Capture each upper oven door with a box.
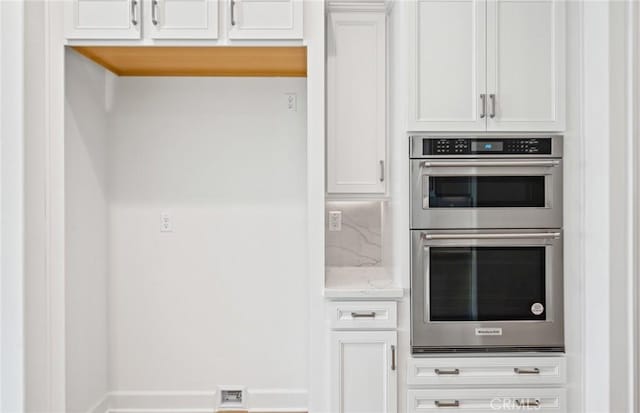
[411,229,564,352]
[410,159,562,229]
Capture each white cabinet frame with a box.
[65,0,142,39]
[327,8,387,194]
[227,0,304,39]
[147,0,219,39]
[331,331,398,413]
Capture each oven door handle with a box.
[422,232,561,241]
[420,160,560,168]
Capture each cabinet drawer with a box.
[329,301,397,330]
[408,388,566,412]
[408,356,566,386]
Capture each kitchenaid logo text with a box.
[475,327,503,336]
[490,398,541,410]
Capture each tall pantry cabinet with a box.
[408,0,566,132]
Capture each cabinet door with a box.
[409,0,486,131]
[331,331,397,413]
[148,0,218,39]
[65,0,142,39]
[227,0,303,39]
[327,11,386,194]
[486,0,566,131]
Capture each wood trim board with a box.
[71,46,307,77]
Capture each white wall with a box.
[0,1,24,412]
[65,49,110,413]
[107,77,308,393]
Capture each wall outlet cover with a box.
[217,386,247,410]
[328,210,342,231]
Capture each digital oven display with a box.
[471,141,504,152]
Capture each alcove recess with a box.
[72,46,307,77]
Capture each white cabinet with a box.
[331,331,398,413]
[227,0,304,39]
[407,388,567,413]
[147,0,218,39]
[409,0,565,132]
[327,8,387,194]
[65,0,303,40]
[486,0,565,131]
[408,0,486,131]
[329,301,397,330]
[65,0,142,39]
[407,356,566,387]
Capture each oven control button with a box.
[531,302,544,315]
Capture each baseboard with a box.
[87,389,307,413]
[87,395,110,413]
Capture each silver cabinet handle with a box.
[514,367,541,375]
[391,345,396,371]
[480,94,486,118]
[435,368,460,375]
[422,232,561,241]
[131,0,138,25]
[379,160,385,182]
[152,0,159,25]
[489,93,496,118]
[435,400,460,408]
[351,311,376,318]
[421,160,560,168]
[230,0,236,26]
[516,399,541,408]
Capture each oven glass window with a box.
[428,176,545,208]
[429,247,546,321]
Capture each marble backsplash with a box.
[325,201,383,267]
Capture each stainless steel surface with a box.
[131,0,138,25]
[151,0,159,25]
[422,232,561,241]
[516,399,541,408]
[411,229,564,353]
[489,93,496,118]
[409,134,563,159]
[480,94,486,118]
[411,157,563,229]
[514,367,541,374]
[391,345,396,371]
[379,160,385,182]
[435,400,460,408]
[420,160,560,168]
[230,0,236,25]
[435,368,460,375]
[351,311,376,318]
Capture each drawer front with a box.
[408,388,567,412]
[329,301,397,330]
[408,356,566,386]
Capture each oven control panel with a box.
[422,137,553,156]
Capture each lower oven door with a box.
[411,229,564,353]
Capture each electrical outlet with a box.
[328,210,342,231]
[160,212,172,232]
[285,93,297,111]
[217,386,246,410]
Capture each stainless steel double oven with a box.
[410,135,564,353]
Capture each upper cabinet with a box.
[65,0,303,40]
[409,0,566,132]
[486,0,565,131]
[147,0,218,39]
[326,5,387,194]
[228,0,304,39]
[65,0,142,39]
